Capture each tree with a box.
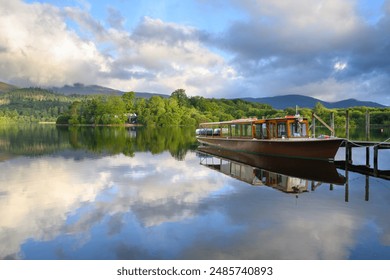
[313,102,327,115]
[159,98,182,126]
[122,91,136,112]
[171,89,189,108]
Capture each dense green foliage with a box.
[309,102,390,128]
[59,88,389,128]
[0,88,78,123]
[57,89,282,126]
[1,87,389,130]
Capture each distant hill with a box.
[2,81,386,109]
[0,82,18,93]
[48,83,169,99]
[241,94,387,109]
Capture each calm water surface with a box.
[0,125,389,260]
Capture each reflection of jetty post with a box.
[338,140,390,181]
[338,107,389,201]
[345,157,349,203]
[342,110,389,176]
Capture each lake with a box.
[0,124,389,260]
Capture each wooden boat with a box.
[196,115,344,161]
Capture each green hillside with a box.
[0,87,80,123]
[0,82,18,93]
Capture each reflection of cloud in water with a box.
[182,208,359,259]
[1,151,390,259]
[0,152,224,259]
[0,157,111,259]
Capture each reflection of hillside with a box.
[0,125,197,159]
[0,125,71,156]
[198,146,346,193]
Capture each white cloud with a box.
[0,1,233,97]
[0,0,389,103]
[334,61,348,71]
[0,0,109,87]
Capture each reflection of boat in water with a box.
[196,116,344,161]
[197,146,346,193]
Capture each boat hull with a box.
[197,136,344,161]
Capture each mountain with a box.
[48,83,169,99]
[0,82,18,93]
[2,81,386,109]
[241,94,387,109]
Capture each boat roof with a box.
[199,116,307,126]
[200,118,258,126]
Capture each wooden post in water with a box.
[365,111,370,141]
[345,176,349,203]
[345,152,349,202]
[345,109,349,139]
[374,146,379,176]
[365,175,369,201]
[365,111,370,167]
[345,141,352,164]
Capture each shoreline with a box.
[54,123,143,127]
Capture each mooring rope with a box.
[346,137,390,148]
[374,137,390,146]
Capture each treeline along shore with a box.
[1,87,389,130]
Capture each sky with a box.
[0,0,389,104]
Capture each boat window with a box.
[289,121,308,137]
[277,122,287,138]
[268,123,276,138]
[301,123,307,136]
[255,124,262,139]
[219,125,229,136]
[262,123,268,138]
[231,124,241,137]
[289,122,299,137]
[242,124,252,137]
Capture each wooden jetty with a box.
[336,140,390,180]
[311,110,389,180]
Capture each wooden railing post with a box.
[311,113,316,138]
[331,112,335,137]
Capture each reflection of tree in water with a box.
[0,125,197,159]
[134,126,197,160]
[0,124,71,156]
[68,126,136,157]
